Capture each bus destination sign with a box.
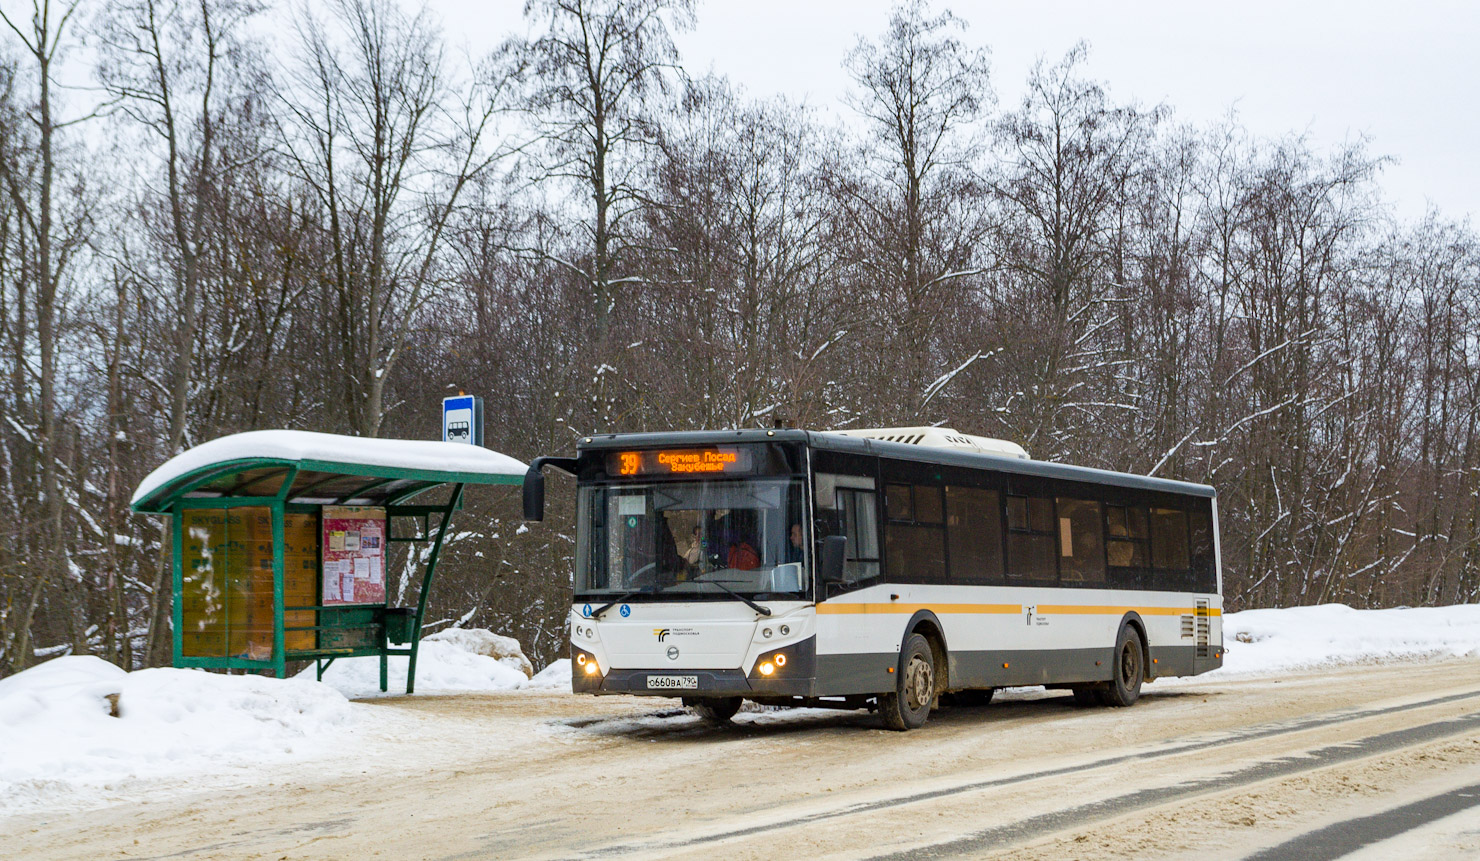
[607,447,752,477]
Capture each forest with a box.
[1,0,1477,677]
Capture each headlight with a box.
[748,637,813,682]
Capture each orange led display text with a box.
[606,448,751,477]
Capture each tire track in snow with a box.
[872,711,1480,859]
[562,687,1480,859]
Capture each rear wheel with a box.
[1100,627,1145,707]
[687,696,742,724]
[880,633,936,731]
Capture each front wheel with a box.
[879,633,936,731]
[687,696,742,724]
[1099,627,1145,707]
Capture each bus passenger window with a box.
[883,484,946,583]
[1189,505,1216,593]
[1105,504,1149,589]
[914,486,944,524]
[885,484,913,522]
[835,488,881,583]
[1007,495,1057,582]
[1056,498,1105,585]
[947,486,1003,584]
[1151,507,1191,581]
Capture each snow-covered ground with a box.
[0,627,546,813]
[307,627,535,698]
[0,656,355,813]
[2,605,1478,816]
[1212,603,1480,677]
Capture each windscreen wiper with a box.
[702,579,773,617]
[588,584,662,619]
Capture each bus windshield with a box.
[576,478,809,599]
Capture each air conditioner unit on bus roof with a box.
[829,427,1029,460]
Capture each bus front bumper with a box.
[573,636,816,697]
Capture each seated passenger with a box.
[784,523,805,564]
[682,525,703,578]
[727,537,760,571]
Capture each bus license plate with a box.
[647,675,698,690]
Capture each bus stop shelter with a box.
[131,430,526,693]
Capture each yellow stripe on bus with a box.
[1038,605,1222,617]
[816,603,1021,615]
[816,603,1221,617]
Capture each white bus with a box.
[524,426,1222,730]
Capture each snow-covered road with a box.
[3,605,1480,859]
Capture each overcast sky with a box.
[438,1,1478,222]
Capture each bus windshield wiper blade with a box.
[702,579,773,616]
[589,584,661,619]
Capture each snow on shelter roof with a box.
[131,430,527,513]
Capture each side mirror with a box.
[820,535,847,583]
[522,466,545,521]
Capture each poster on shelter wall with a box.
[321,506,386,605]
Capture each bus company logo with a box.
[667,646,680,660]
[653,627,699,642]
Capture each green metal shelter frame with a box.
[132,437,525,693]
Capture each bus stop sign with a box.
[443,395,483,445]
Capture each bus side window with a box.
[832,488,881,586]
[1105,504,1148,590]
[884,484,946,583]
[1007,495,1057,582]
[1189,504,1216,593]
[1151,507,1191,590]
[946,486,1003,584]
[1056,498,1105,585]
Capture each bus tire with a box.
[1100,627,1144,707]
[689,696,742,724]
[880,633,936,731]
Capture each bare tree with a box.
[522,0,693,345]
[279,0,516,437]
[96,0,261,665]
[0,0,92,673]
[990,44,1157,459]
[842,0,992,417]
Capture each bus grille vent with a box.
[1180,615,1194,639]
[1195,600,1211,658]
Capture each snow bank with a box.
[523,659,573,690]
[0,629,550,813]
[0,656,353,813]
[1213,603,1480,678]
[301,629,536,698]
[424,627,534,677]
